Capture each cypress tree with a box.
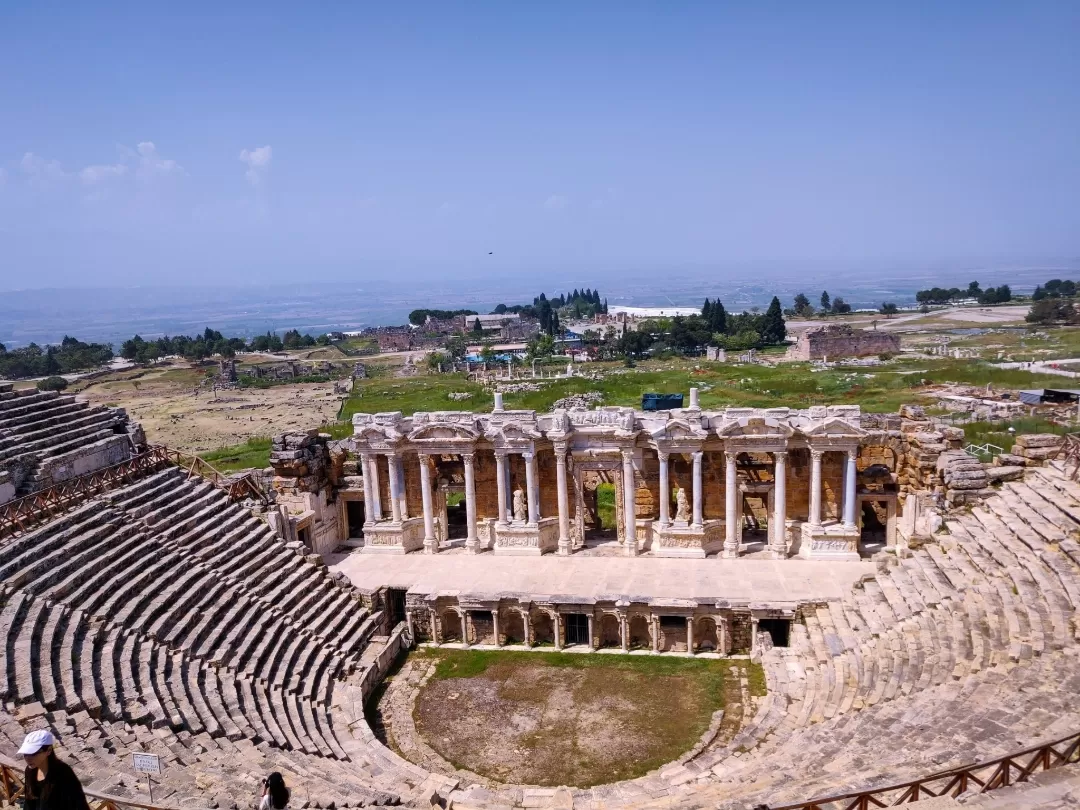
[712,301,727,335]
[763,296,786,344]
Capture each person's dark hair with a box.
[265,772,289,808]
[23,749,57,802]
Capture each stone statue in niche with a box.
[674,487,691,524]
[513,488,528,522]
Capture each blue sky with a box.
[1,2,1077,289]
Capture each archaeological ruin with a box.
[788,323,901,361]
[0,380,1079,808]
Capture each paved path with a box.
[330,552,875,606]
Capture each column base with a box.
[557,538,572,556]
[721,543,740,559]
[423,537,439,554]
[464,538,482,554]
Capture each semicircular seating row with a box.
[432,465,1080,810]
[3,454,1080,809]
[0,466,451,807]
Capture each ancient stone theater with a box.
[1,381,1079,809]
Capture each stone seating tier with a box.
[2,462,1080,809]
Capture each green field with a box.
[202,354,1078,471]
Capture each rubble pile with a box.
[552,391,604,411]
[935,449,990,505]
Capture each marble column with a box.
[555,444,571,555]
[687,616,695,655]
[651,616,660,653]
[843,448,858,528]
[494,451,509,525]
[432,613,442,644]
[620,615,629,652]
[460,612,469,647]
[523,611,532,647]
[587,614,595,649]
[360,453,376,527]
[723,451,739,558]
[492,609,500,646]
[554,613,562,650]
[524,451,540,523]
[419,454,438,554]
[809,448,823,527]
[463,452,479,552]
[771,450,788,557]
[367,454,383,521]
[658,451,670,527]
[751,616,760,655]
[386,453,402,523]
[396,456,409,519]
[691,450,703,527]
[718,616,728,656]
[622,450,638,557]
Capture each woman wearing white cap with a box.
[18,729,90,810]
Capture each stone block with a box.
[1014,433,1064,449]
[986,466,1024,483]
[994,453,1026,467]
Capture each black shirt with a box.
[23,756,90,810]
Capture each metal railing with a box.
[964,441,1004,458]
[0,445,268,540]
[769,729,1080,810]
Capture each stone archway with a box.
[628,615,650,649]
[440,610,462,642]
[694,617,719,652]
[598,614,621,648]
[532,611,555,645]
[503,610,526,644]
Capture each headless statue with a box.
[513,487,528,522]
[674,486,691,524]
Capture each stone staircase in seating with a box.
[0,466,444,807]
[0,384,134,497]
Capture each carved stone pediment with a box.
[715,416,794,439]
[567,407,637,436]
[803,417,866,441]
[408,423,480,442]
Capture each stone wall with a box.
[269,431,344,556]
[789,324,900,361]
[33,433,132,491]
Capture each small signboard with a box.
[132,752,161,775]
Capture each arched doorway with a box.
[598,614,621,648]
[628,615,650,650]
[440,610,462,642]
[694,617,719,652]
[532,612,554,645]
[503,610,526,644]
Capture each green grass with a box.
[595,483,616,529]
[201,437,273,472]
[961,417,1069,459]
[338,357,1078,418]
[413,648,764,786]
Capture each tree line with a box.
[915,281,1012,305]
[0,336,114,380]
[789,291,852,317]
[120,328,330,363]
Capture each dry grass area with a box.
[72,364,343,454]
[413,649,758,787]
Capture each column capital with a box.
[657,449,669,462]
[847,447,858,460]
[462,451,475,464]
[621,447,635,462]
[522,450,535,461]
[773,449,788,461]
[691,450,703,462]
[809,447,824,461]
[552,441,569,457]
[493,447,509,458]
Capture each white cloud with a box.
[239,145,272,186]
[543,194,568,211]
[125,141,182,179]
[79,163,128,185]
[20,152,66,180]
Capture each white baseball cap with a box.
[18,729,55,755]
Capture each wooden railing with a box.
[0,757,181,809]
[1060,433,1080,481]
[769,729,1080,809]
[0,444,268,540]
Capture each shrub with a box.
[36,376,69,391]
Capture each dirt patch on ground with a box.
[75,365,342,453]
[413,656,727,787]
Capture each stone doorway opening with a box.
[503,611,526,644]
[659,616,687,652]
[297,525,311,550]
[532,612,555,645]
[694,617,719,652]
[758,618,791,647]
[739,490,771,554]
[580,471,618,549]
[440,610,462,642]
[860,500,888,556]
[628,615,650,649]
[386,588,406,626]
[565,613,589,646]
[443,489,468,546]
[598,614,621,648]
[346,500,366,539]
